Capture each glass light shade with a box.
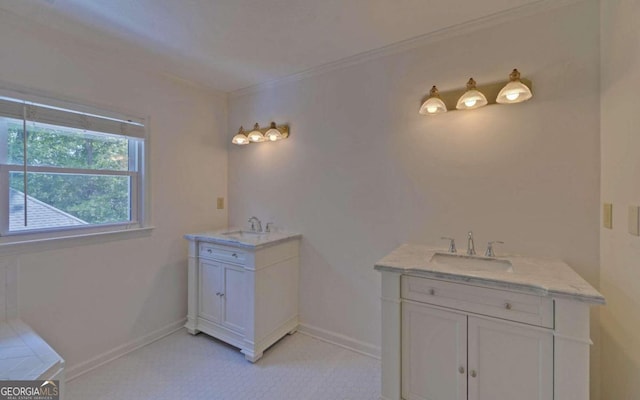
[456,78,487,110]
[264,122,283,141]
[232,126,249,145]
[419,86,447,115]
[496,69,532,104]
[247,123,265,142]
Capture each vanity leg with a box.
[242,350,264,363]
[186,326,200,335]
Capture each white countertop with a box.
[184,228,301,249]
[374,244,605,304]
[0,319,64,380]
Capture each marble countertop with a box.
[0,319,64,380]
[185,228,301,249]
[375,244,605,304]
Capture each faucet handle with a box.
[441,237,457,254]
[265,222,274,233]
[467,231,476,256]
[485,241,504,257]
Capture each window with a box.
[0,93,146,240]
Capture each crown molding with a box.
[230,0,586,99]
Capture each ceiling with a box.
[0,0,545,92]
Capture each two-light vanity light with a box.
[232,122,290,145]
[419,68,533,115]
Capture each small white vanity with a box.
[184,228,301,362]
[0,259,65,394]
[375,244,604,400]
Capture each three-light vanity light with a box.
[232,122,290,146]
[419,68,533,115]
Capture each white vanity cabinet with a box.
[198,259,246,334]
[401,276,553,400]
[466,315,552,400]
[185,233,300,362]
[401,303,468,400]
[375,244,605,400]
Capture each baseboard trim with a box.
[66,318,186,382]
[297,323,381,360]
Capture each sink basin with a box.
[221,230,267,239]
[430,252,514,273]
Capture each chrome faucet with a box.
[467,231,476,256]
[485,241,504,257]
[441,237,457,253]
[248,216,262,232]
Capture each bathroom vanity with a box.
[184,229,301,362]
[375,245,604,400]
[0,259,65,394]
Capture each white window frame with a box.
[0,88,149,244]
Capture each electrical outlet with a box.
[217,197,224,210]
[603,203,613,229]
[629,205,640,236]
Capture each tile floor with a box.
[66,329,381,400]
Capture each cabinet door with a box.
[402,302,467,400]
[199,260,222,323]
[467,316,553,400]
[220,264,246,334]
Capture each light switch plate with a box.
[603,203,613,229]
[217,197,225,210]
[629,205,640,236]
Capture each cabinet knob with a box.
[232,253,238,258]
[207,249,212,253]
[220,293,225,297]
[215,292,220,296]
[470,370,477,378]
[458,366,465,374]
[429,289,435,295]
[505,303,512,310]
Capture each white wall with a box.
[0,11,228,374]
[229,0,602,395]
[600,1,640,398]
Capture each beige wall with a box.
[600,0,640,398]
[0,11,228,373]
[0,1,613,395]
[229,0,602,396]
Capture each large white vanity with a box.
[184,228,300,362]
[375,244,604,400]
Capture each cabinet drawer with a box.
[402,276,553,328]
[199,243,247,265]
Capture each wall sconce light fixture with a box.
[247,123,266,142]
[265,122,285,141]
[420,68,533,115]
[232,126,249,145]
[456,78,488,110]
[496,69,533,104]
[419,86,448,115]
[232,122,290,145]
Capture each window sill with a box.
[0,226,155,256]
